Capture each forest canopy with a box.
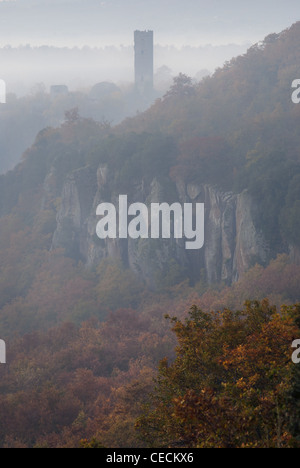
[0,22,300,448]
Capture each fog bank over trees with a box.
[0,41,250,174]
[1,43,250,96]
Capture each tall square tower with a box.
[134,30,154,95]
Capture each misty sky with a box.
[0,0,299,47]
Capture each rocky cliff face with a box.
[51,164,269,289]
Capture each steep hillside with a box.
[0,23,299,334]
[1,23,300,448]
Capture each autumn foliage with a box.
[136,301,300,448]
[0,23,300,448]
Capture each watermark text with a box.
[96,195,205,250]
[292,339,300,364]
[0,340,6,364]
[0,79,6,104]
[291,79,300,104]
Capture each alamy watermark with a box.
[291,83,300,362]
[292,340,300,364]
[96,195,205,250]
[291,79,300,104]
[0,79,6,104]
[0,340,6,364]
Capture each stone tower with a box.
[134,30,154,95]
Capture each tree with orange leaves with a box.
[136,300,300,448]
